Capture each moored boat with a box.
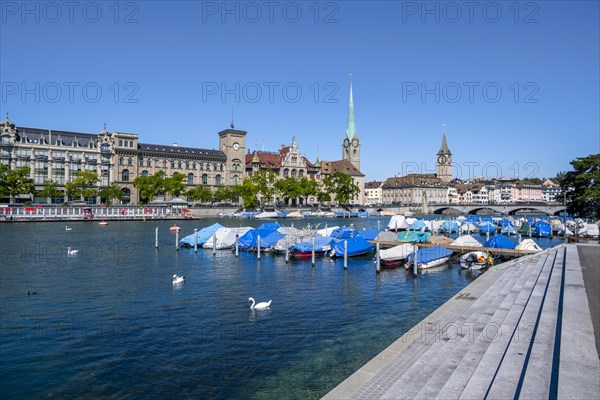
[459,251,492,270]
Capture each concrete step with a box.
[453,249,555,399]
[433,251,552,399]
[518,246,564,399]
[380,258,530,399]
[484,249,559,399]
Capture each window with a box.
[220,164,223,171]
[215,175,221,186]
[192,163,196,170]
[200,163,204,170]
[178,161,182,169]
[213,164,217,171]
[129,141,133,147]
[122,169,130,181]
[202,174,208,185]
[186,162,190,169]
[187,173,194,185]
[163,160,167,168]
[283,168,289,178]
[291,169,297,177]
[128,157,133,166]
[101,143,110,152]
[147,160,151,167]
[299,170,304,177]
[171,161,175,168]
[124,141,128,147]
[233,175,238,185]
[139,157,144,166]
[119,140,123,146]
[142,170,148,177]
[119,157,124,165]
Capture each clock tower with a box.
[219,123,247,185]
[342,75,360,171]
[436,131,452,183]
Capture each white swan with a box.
[172,274,185,284]
[248,297,271,310]
[65,226,72,231]
[67,247,78,255]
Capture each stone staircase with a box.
[324,244,600,399]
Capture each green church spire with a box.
[346,75,357,141]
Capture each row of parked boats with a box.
[386,215,600,238]
[217,210,370,219]
[177,214,573,271]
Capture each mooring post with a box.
[176,229,179,252]
[377,220,380,231]
[155,227,159,249]
[413,243,418,275]
[486,229,490,242]
[257,235,261,260]
[235,234,239,257]
[193,229,198,253]
[311,237,316,266]
[350,223,354,238]
[344,240,348,269]
[376,242,381,273]
[212,234,216,255]
[285,246,289,263]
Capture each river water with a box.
[0,217,564,399]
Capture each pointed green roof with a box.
[437,133,451,155]
[346,80,357,141]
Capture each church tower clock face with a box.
[438,155,446,164]
[352,138,358,147]
[232,142,239,151]
[343,138,350,148]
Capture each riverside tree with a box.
[0,165,35,203]
[99,183,124,206]
[133,171,166,203]
[188,184,213,204]
[65,171,99,202]
[558,153,600,219]
[38,179,63,203]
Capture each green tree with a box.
[133,171,166,203]
[99,183,123,206]
[238,178,259,208]
[325,172,360,205]
[188,185,213,203]
[299,177,319,205]
[274,177,302,205]
[65,170,98,201]
[0,165,35,203]
[249,170,277,205]
[38,179,63,203]
[558,154,600,219]
[165,172,186,198]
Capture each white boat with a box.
[379,244,413,268]
[450,235,483,248]
[387,215,408,231]
[202,227,252,249]
[459,251,491,270]
[254,211,279,219]
[515,239,543,252]
[406,246,453,269]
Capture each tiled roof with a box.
[365,181,383,189]
[16,126,96,147]
[245,151,282,169]
[383,174,445,187]
[320,160,365,177]
[138,143,225,158]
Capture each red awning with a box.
[25,207,35,211]
[182,209,191,213]
[144,209,153,213]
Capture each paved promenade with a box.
[324,244,600,399]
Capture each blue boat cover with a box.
[356,229,380,240]
[238,228,279,249]
[397,231,431,243]
[291,236,335,253]
[180,222,224,246]
[484,235,515,249]
[440,220,459,232]
[501,225,517,235]
[332,237,374,257]
[258,222,281,230]
[533,221,552,237]
[408,220,426,231]
[496,218,513,227]
[258,231,287,248]
[331,227,364,239]
[407,246,453,265]
[479,221,496,234]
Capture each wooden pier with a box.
[324,244,600,399]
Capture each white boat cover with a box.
[387,215,408,230]
[380,244,414,261]
[375,231,398,242]
[577,223,599,238]
[459,222,478,233]
[317,226,340,236]
[515,239,542,252]
[285,211,304,218]
[451,235,483,247]
[254,211,279,219]
[202,227,253,249]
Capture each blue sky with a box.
[1,1,598,181]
